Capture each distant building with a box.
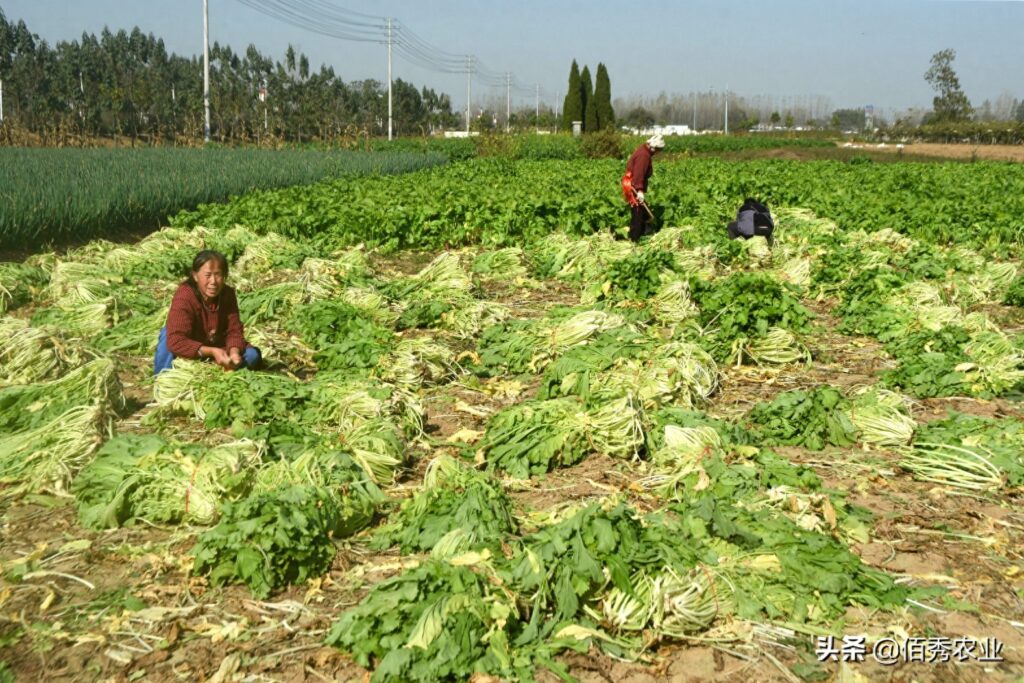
[621,124,695,136]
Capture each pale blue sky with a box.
[3,0,1022,119]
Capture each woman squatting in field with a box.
[153,250,262,375]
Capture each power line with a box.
[236,0,387,43]
[231,0,553,121]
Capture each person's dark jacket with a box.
[626,143,654,192]
[728,198,774,240]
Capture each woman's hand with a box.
[228,348,243,369]
[204,346,234,369]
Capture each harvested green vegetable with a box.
[748,386,857,451]
[373,456,516,553]
[193,484,354,599]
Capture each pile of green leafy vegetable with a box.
[372,457,517,553]
[881,326,973,398]
[585,248,679,302]
[747,386,857,451]
[286,301,394,372]
[73,433,261,529]
[538,329,653,401]
[325,557,522,682]
[688,272,811,362]
[192,483,368,599]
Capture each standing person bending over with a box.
[622,133,666,241]
[153,250,262,375]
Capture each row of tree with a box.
[561,61,614,132]
[0,9,461,144]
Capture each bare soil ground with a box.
[710,142,1024,165]
[3,256,1024,682]
[866,143,1024,164]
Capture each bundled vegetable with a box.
[240,281,306,325]
[736,327,811,367]
[635,424,723,501]
[591,566,718,638]
[303,373,424,437]
[0,404,108,496]
[471,247,528,280]
[93,307,169,354]
[899,412,1024,490]
[962,330,1024,396]
[585,346,718,412]
[539,329,654,401]
[252,448,384,521]
[650,280,699,325]
[45,261,123,305]
[386,251,473,301]
[480,398,591,478]
[376,337,458,390]
[336,417,408,485]
[31,300,115,338]
[530,231,631,281]
[372,455,516,553]
[325,557,520,683]
[439,299,511,339]
[287,300,394,372]
[689,272,811,364]
[844,387,916,446]
[748,386,857,451]
[73,434,264,529]
[949,262,1018,306]
[899,442,1004,492]
[0,357,124,437]
[480,394,644,478]
[777,256,811,287]
[0,261,49,313]
[232,231,311,280]
[153,358,307,430]
[583,248,678,303]
[524,310,631,373]
[336,286,400,327]
[151,358,219,420]
[192,483,364,599]
[0,317,84,385]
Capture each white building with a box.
[622,124,695,136]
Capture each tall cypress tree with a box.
[562,60,582,131]
[594,63,615,130]
[581,65,596,132]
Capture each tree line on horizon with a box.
[611,49,1024,135]
[2,8,1022,147]
[0,9,464,144]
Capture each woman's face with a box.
[193,259,226,302]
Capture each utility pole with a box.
[535,84,540,133]
[465,55,473,134]
[386,17,393,140]
[724,84,729,135]
[505,73,511,133]
[692,93,696,132]
[203,0,211,143]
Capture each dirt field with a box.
[848,142,1024,163]
[3,249,1024,683]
